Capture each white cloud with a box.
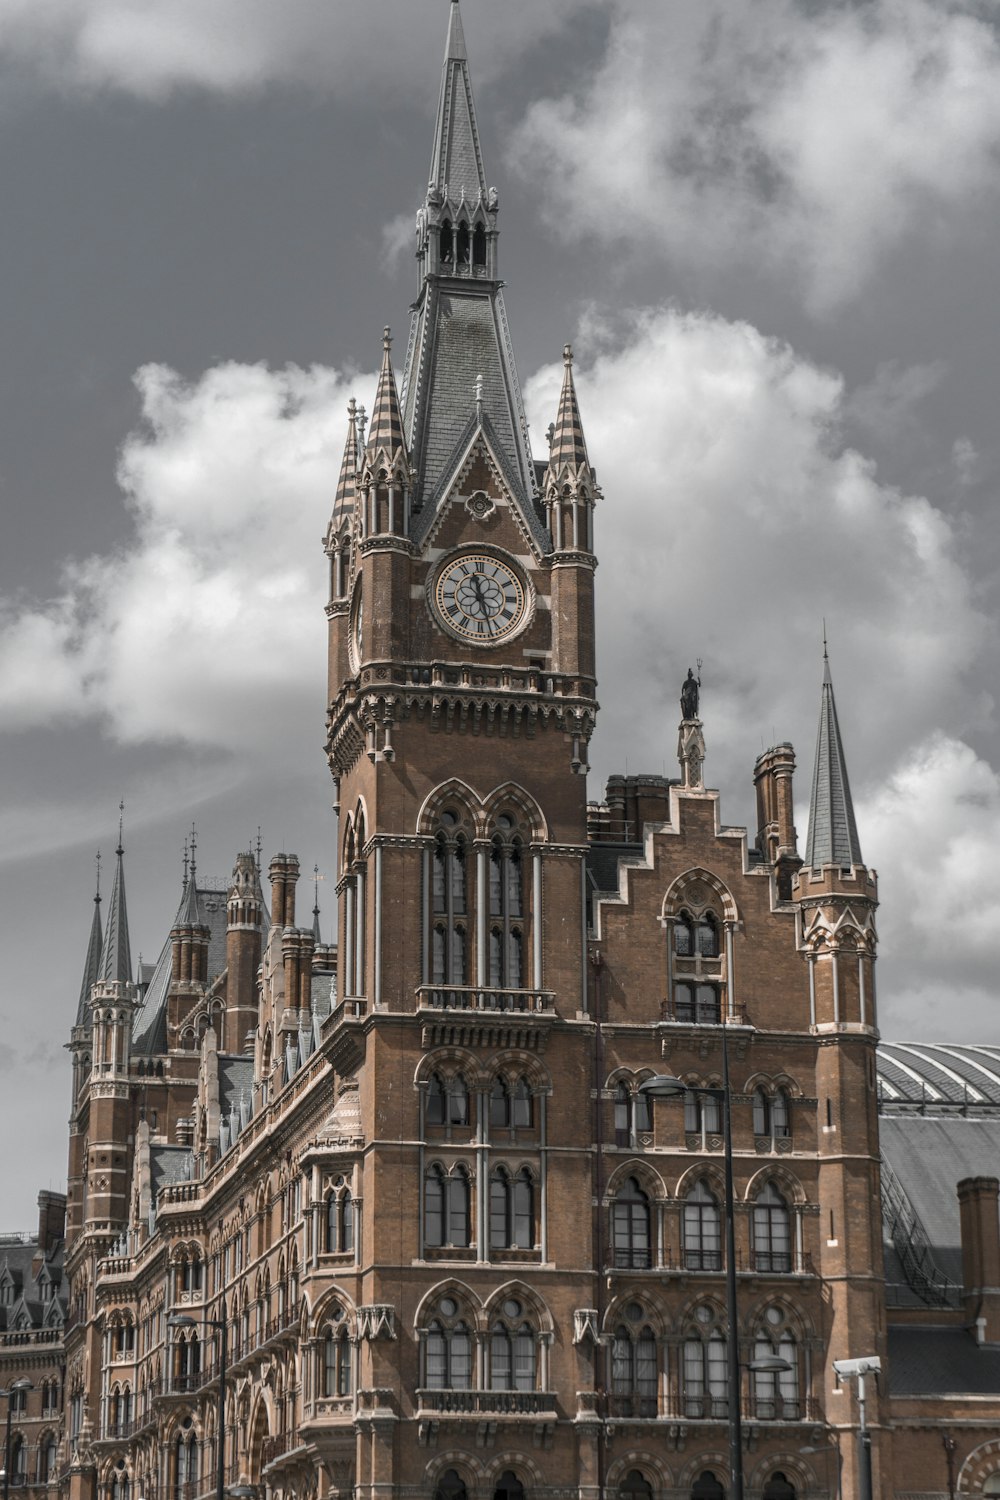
[509,0,1000,314]
[860,734,1000,1034]
[0,0,583,100]
[0,360,365,754]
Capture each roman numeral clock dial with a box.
[430,550,530,645]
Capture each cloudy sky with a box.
[1,0,998,1223]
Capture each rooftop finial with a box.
[117,799,125,857]
[256,826,263,870]
[312,863,324,943]
[189,823,198,880]
[95,849,102,903]
[383,325,392,355]
[563,343,573,367]
[474,372,484,413]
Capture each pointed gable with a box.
[805,651,864,868]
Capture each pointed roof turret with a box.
[99,814,132,987]
[429,0,485,203]
[328,398,359,537]
[544,344,595,478]
[75,856,104,1024]
[804,648,864,868]
[365,329,408,472]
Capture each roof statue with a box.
[680,665,701,722]
[804,643,864,868]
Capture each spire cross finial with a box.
[256,826,263,869]
[822,618,829,659]
[189,823,198,878]
[95,850,102,903]
[182,838,189,888]
[117,799,125,856]
[313,863,324,921]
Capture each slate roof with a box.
[0,1239,66,1332]
[150,1144,193,1196]
[429,0,486,204]
[804,653,863,868]
[99,843,132,986]
[366,330,408,468]
[888,1325,1000,1395]
[76,889,103,1025]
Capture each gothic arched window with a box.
[619,1473,653,1500]
[440,220,454,264]
[752,1327,799,1419]
[489,1318,536,1391]
[683,1179,722,1271]
[762,1475,797,1500]
[752,1182,793,1272]
[684,1088,721,1136]
[610,1309,658,1417]
[489,820,525,989]
[434,1471,468,1500]
[674,910,694,956]
[611,1177,651,1269]
[432,825,468,986]
[473,223,487,268]
[691,1474,725,1500]
[683,1328,728,1419]
[424,1165,471,1249]
[489,1167,534,1250]
[323,1321,352,1398]
[753,1088,792,1141]
[426,1072,469,1129]
[424,1318,473,1390]
[696,912,719,957]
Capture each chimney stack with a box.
[958,1177,1000,1341]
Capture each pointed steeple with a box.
[178,830,205,927]
[429,1,485,203]
[312,864,322,944]
[99,811,132,987]
[547,345,591,473]
[329,398,359,538]
[75,856,104,1025]
[365,329,408,471]
[403,2,535,520]
[804,647,864,868]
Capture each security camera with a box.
[833,1356,881,1377]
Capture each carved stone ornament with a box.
[573,1308,600,1345]
[678,718,706,789]
[357,1303,396,1341]
[465,490,496,521]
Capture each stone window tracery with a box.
[682,1308,728,1419]
[610,1303,658,1417]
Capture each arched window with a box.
[9,1437,26,1486]
[431,828,468,985]
[424,1165,471,1249]
[619,1473,654,1500]
[753,1183,793,1272]
[683,1329,728,1419]
[440,221,454,265]
[323,1323,352,1398]
[762,1475,797,1500]
[674,911,694,956]
[424,1319,473,1390]
[489,822,525,989]
[489,1168,534,1250]
[696,912,719,957]
[615,1080,652,1144]
[753,1088,792,1141]
[434,1471,468,1500]
[43,1437,58,1481]
[426,1073,469,1128]
[493,1474,525,1500]
[174,1428,197,1499]
[610,1310,658,1417]
[325,1194,338,1252]
[111,1467,130,1500]
[691,1474,725,1500]
[752,1326,799,1419]
[675,982,720,1025]
[684,1088,721,1136]
[611,1177,651,1269]
[683,1179,722,1271]
[489,1318,536,1391]
[340,1190,354,1254]
[473,223,487,268]
[457,221,470,264]
[491,1075,533,1129]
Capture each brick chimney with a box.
[957,1177,1000,1341]
[37,1191,66,1255]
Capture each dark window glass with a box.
[683,1179,721,1271]
[674,912,693,956]
[752,1183,792,1272]
[512,1077,532,1129]
[697,913,719,957]
[611,1177,651,1268]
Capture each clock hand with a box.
[471,573,490,618]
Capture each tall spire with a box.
[329,398,359,535]
[99,806,133,986]
[545,345,592,475]
[403,1,535,521]
[178,823,205,926]
[804,647,864,868]
[366,329,408,470]
[75,853,104,1024]
[429,0,485,203]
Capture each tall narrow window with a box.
[683,1179,722,1270]
[696,912,719,957]
[683,1332,728,1419]
[684,1089,721,1136]
[674,911,694,956]
[611,1177,651,1269]
[489,823,525,989]
[752,1183,792,1272]
[431,827,468,986]
[340,1191,354,1254]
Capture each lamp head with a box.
[748,1355,793,1373]
[637,1074,686,1099]
[166,1314,196,1330]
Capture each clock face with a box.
[432,552,529,644]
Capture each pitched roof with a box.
[329,398,359,535]
[99,841,132,986]
[804,652,863,867]
[76,887,103,1025]
[888,1325,1000,1396]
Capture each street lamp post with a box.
[641,1022,747,1499]
[832,1356,880,1500]
[168,1314,227,1500]
[0,1380,33,1500]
